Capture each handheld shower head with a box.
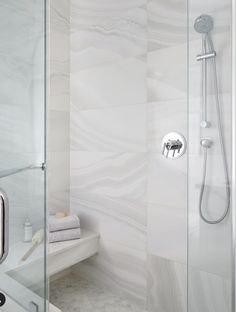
[194,15,214,34]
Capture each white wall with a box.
[48,0,70,215]
[70,0,147,305]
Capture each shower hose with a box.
[199,33,231,224]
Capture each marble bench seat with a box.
[1,229,99,289]
[48,229,100,276]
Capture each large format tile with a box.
[147,255,187,312]
[71,57,146,110]
[70,151,147,301]
[188,267,231,312]
[70,188,147,302]
[71,105,147,152]
[147,44,187,102]
[71,0,147,65]
[70,151,147,205]
[48,0,70,216]
[148,0,187,50]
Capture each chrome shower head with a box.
[194,15,214,34]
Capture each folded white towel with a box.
[49,228,81,243]
[49,214,80,232]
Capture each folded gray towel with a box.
[49,214,80,232]
[49,228,81,243]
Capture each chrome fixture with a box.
[162,132,186,159]
[196,51,216,61]
[0,163,46,179]
[0,189,9,264]
[29,301,39,312]
[195,14,230,224]
[194,14,214,34]
[200,138,213,148]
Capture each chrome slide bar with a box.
[0,163,46,179]
[0,189,9,264]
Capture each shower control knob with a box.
[200,120,211,128]
[200,138,213,148]
[162,132,187,159]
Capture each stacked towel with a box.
[49,214,81,243]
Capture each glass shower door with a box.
[0,1,47,311]
[188,0,233,311]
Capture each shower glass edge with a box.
[0,0,48,311]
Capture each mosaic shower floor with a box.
[50,273,146,312]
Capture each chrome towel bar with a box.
[0,163,46,179]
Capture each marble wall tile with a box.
[188,267,231,312]
[147,202,187,264]
[50,0,70,112]
[71,57,146,111]
[148,0,187,50]
[48,110,70,152]
[148,100,187,152]
[70,0,148,302]
[71,0,147,66]
[71,105,147,152]
[73,239,147,305]
[70,152,147,206]
[147,255,187,312]
[148,44,187,102]
[48,0,70,214]
[70,151,147,301]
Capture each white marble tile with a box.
[148,153,187,208]
[48,151,70,194]
[71,104,147,152]
[73,240,147,303]
[48,110,70,152]
[147,203,187,264]
[148,0,187,50]
[147,255,187,312]
[48,0,70,216]
[148,100,187,153]
[188,267,231,312]
[48,190,70,216]
[69,151,147,301]
[71,0,147,66]
[49,0,70,112]
[70,152,147,205]
[71,57,146,110]
[70,188,147,302]
[148,44,187,102]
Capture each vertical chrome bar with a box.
[0,189,9,264]
[202,34,207,123]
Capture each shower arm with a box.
[0,163,46,179]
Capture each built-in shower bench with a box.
[48,229,100,276]
[2,229,100,281]
[0,229,99,312]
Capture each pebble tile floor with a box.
[50,273,147,312]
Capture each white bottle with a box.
[24,218,33,243]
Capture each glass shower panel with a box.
[188,0,233,311]
[0,1,47,311]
